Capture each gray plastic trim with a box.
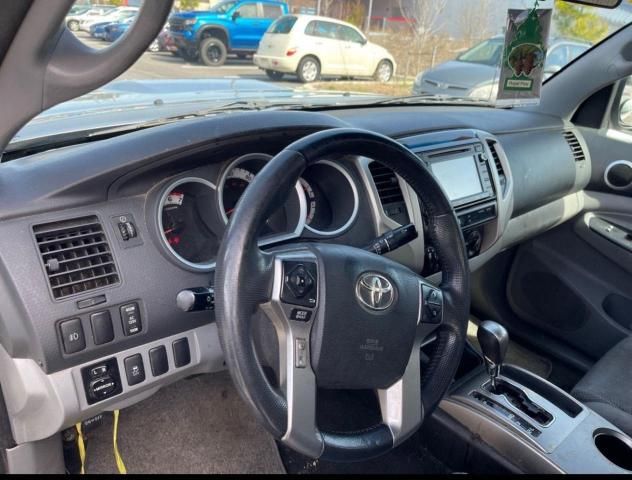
[0,323,224,445]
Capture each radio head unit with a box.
[420,143,495,209]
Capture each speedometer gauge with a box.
[222,167,255,219]
[218,153,306,242]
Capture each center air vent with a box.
[34,216,119,300]
[368,161,409,224]
[486,140,507,195]
[563,131,586,162]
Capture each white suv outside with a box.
[79,7,140,33]
[254,15,396,83]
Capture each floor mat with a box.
[467,319,553,379]
[278,431,449,475]
[83,371,285,474]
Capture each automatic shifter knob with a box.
[477,320,509,392]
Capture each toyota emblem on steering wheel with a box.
[355,273,395,311]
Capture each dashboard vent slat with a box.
[33,216,119,300]
[486,140,507,194]
[368,161,410,224]
[369,162,405,205]
[563,131,586,162]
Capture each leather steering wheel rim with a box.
[215,128,470,461]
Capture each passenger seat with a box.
[571,336,632,437]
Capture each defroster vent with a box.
[34,216,119,300]
[563,131,586,162]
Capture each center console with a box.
[439,321,632,474]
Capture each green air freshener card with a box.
[496,8,552,106]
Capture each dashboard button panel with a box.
[149,345,169,376]
[59,318,86,354]
[172,338,191,368]
[120,303,142,336]
[124,354,145,386]
[81,357,122,405]
[90,311,114,345]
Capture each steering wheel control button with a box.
[172,338,191,368]
[295,338,308,368]
[149,345,169,377]
[120,302,142,336]
[422,285,443,324]
[59,318,86,354]
[281,261,318,307]
[290,308,312,322]
[90,311,114,345]
[81,357,122,405]
[286,265,313,298]
[124,354,146,386]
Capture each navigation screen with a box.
[430,155,483,202]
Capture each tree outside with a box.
[553,0,608,43]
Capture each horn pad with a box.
[308,244,421,389]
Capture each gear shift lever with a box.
[477,320,509,393]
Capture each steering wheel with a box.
[215,128,470,461]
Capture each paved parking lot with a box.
[78,32,290,84]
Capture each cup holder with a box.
[594,428,632,471]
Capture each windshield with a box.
[457,38,504,66]
[12,0,632,146]
[210,2,237,14]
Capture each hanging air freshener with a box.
[496,3,552,106]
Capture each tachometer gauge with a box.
[157,177,220,271]
[299,178,317,226]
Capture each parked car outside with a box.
[156,29,178,54]
[254,14,396,83]
[65,5,117,32]
[169,0,288,66]
[103,18,136,43]
[80,7,139,33]
[412,35,590,100]
[90,11,138,40]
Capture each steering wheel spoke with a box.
[260,249,324,458]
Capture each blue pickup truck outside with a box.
[169,0,288,66]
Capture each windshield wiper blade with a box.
[371,94,494,106]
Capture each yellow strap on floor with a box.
[113,409,127,474]
[75,422,86,474]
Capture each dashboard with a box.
[0,107,590,445]
[155,154,360,271]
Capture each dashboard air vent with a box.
[33,216,119,300]
[368,161,409,224]
[563,131,586,162]
[486,140,507,194]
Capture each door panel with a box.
[231,2,264,50]
[506,213,632,361]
